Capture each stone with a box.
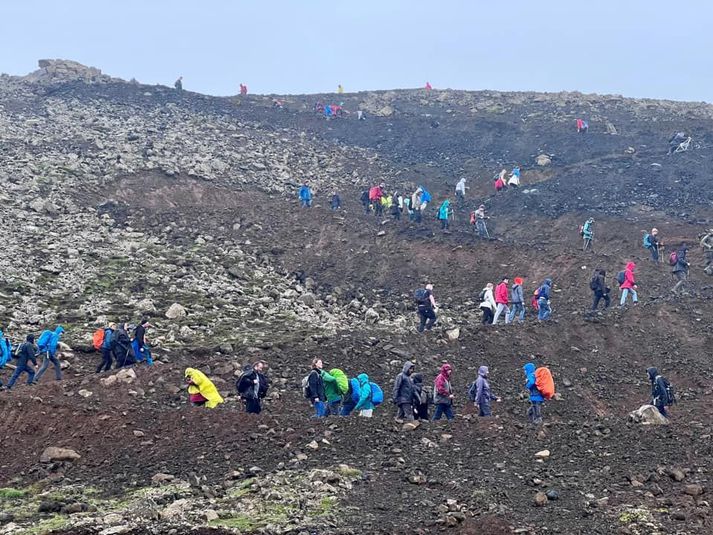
[40,447,81,463]
[78,389,93,398]
[402,421,421,431]
[203,509,219,522]
[165,303,187,319]
[306,440,319,450]
[668,468,685,481]
[151,473,175,484]
[546,490,559,501]
[629,405,669,425]
[116,368,137,384]
[446,328,460,341]
[365,308,380,324]
[536,154,551,166]
[160,498,190,520]
[99,527,131,535]
[298,293,317,307]
[683,484,704,497]
[534,449,551,459]
[100,375,118,387]
[533,492,548,506]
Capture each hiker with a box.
[236,361,269,414]
[174,77,183,91]
[646,367,674,417]
[321,368,347,416]
[185,368,224,408]
[494,169,507,192]
[418,186,432,211]
[668,131,687,154]
[411,188,423,223]
[330,192,341,210]
[340,376,359,416]
[113,323,136,368]
[492,277,511,325]
[671,243,690,293]
[478,283,496,324]
[357,110,365,120]
[425,81,432,91]
[391,192,402,220]
[582,218,594,251]
[455,177,466,203]
[337,84,344,94]
[415,284,437,333]
[360,189,370,214]
[537,279,552,321]
[5,334,37,390]
[353,373,375,417]
[507,277,526,323]
[619,262,638,306]
[590,269,611,310]
[380,191,392,215]
[240,83,248,95]
[472,205,489,238]
[472,366,500,417]
[299,182,313,208]
[34,326,64,383]
[523,363,544,424]
[392,361,415,422]
[369,184,384,216]
[96,322,116,373]
[411,373,430,420]
[437,199,453,230]
[306,358,327,418]
[508,166,521,188]
[576,118,588,133]
[133,319,153,366]
[0,330,11,371]
[432,363,454,421]
[644,228,661,263]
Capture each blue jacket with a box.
[42,326,65,356]
[299,185,312,201]
[354,373,375,411]
[538,279,552,301]
[438,200,451,220]
[475,366,496,406]
[0,331,11,367]
[523,363,544,402]
[419,187,432,203]
[582,220,593,239]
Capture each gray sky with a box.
[1,0,710,101]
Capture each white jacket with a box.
[479,287,496,310]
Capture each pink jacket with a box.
[621,262,636,289]
[495,282,509,304]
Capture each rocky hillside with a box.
[0,60,712,535]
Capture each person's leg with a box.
[329,399,342,416]
[6,365,25,389]
[492,304,503,324]
[313,400,327,418]
[603,294,611,309]
[400,403,414,421]
[246,398,262,414]
[533,402,543,423]
[479,399,491,417]
[432,403,444,421]
[631,289,638,304]
[444,404,454,421]
[425,309,437,330]
[340,401,355,416]
[417,310,426,332]
[519,303,526,322]
[620,289,628,306]
[359,409,373,418]
[48,355,61,381]
[486,308,494,324]
[592,292,601,310]
[34,353,50,382]
[503,305,511,324]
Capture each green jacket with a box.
[321,370,342,403]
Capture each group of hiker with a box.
[0,326,65,389]
[477,277,550,325]
[93,319,154,373]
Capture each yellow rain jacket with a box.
[185,368,224,408]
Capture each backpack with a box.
[469,211,476,225]
[92,329,105,351]
[37,330,52,352]
[370,383,384,406]
[589,274,599,291]
[479,289,486,301]
[349,377,361,404]
[668,252,678,266]
[643,233,651,248]
[616,271,626,285]
[414,288,428,305]
[467,381,478,402]
[661,377,676,406]
[534,367,555,400]
[301,374,311,399]
[329,368,349,395]
[421,189,431,203]
[419,385,432,405]
[531,289,540,311]
[578,224,584,237]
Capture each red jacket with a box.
[621,262,636,289]
[434,364,452,400]
[495,282,509,304]
[368,186,383,202]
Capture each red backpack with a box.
[469,211,476,225]
[535,367,555,400]
[668,252,678,266]
[92,328,105,350]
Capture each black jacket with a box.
[237,368,270,400]
[307,368,326,401]
[591,272,608,295]
[112,328,136,368]
[392,361,415,405]
[16,342,38,367]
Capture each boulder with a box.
[165,303,187,319]
[40,447,81,463]
[116,368,137,384]
[535,154,551,166]
[365,308,380,324]
[533,491,548,507]
[402,421,421,432]
[298,293,317,307]
[446,328,460,341]
[629,404,669,425]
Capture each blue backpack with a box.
[370,383,384,406]
[37,330,52,352]
[643,233,651,248]
[420,188,432,203]
[103,329,114,350]
[349,378,361,404]
[0,337,11,367]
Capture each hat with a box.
[514,277,523,285]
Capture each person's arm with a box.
[308,370,320,402]
[475,377,484,406]
[321,370,336,384]
[429,294,437,308]
[354,384,369,411]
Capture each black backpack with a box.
[478,289,486,301]
[414,288,428,305]
[660,377,676,406]
[467,381,478,402]
[616,271,626,285]
[589,275,599,291]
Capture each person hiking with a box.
[537,279,553,321]
[411,373,430,420]
[646,367,674,417]
[507,277,526,324]
[590,269,611,311]
[240,83,248,96]
[391,192,402,220]
[425,81,432,91]
[668,131,687,154]
[185,368,224,408]
[478,283,496,324]
[133,319,153,366]
[370,184,385,216]
[237,360,269,414]
[576,118,588,133]
[5,334,38,390]
[96,322,116,373]
[472,365,500,417]
[330,192,341,210]
[619,262,638,307]
[508,166,521,188]
[112,323,136,368]
[34,326,64,383]
[472,205,489,238]
[321,368,344,416]
[411,188,423,223]
[415,284,437,333]
[360,189,370,214]
[455,177,466,204]
[494,169,507,192]
[380,191,392,216]
[299,182,313,208]
[523,362,544,424]
[492,277,511,325]
[340,375,358,416]
[392,361,415,422]
[438,199,453,231]
[433,363,454,421]
[644,228,661,263]
[337,84,344,94]
[306,358,327,418]
[671,243,690,294]
[174,76,183,92]
[582,218,594,251]
[353,373,375,417]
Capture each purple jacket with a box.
[475,366,496,405]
